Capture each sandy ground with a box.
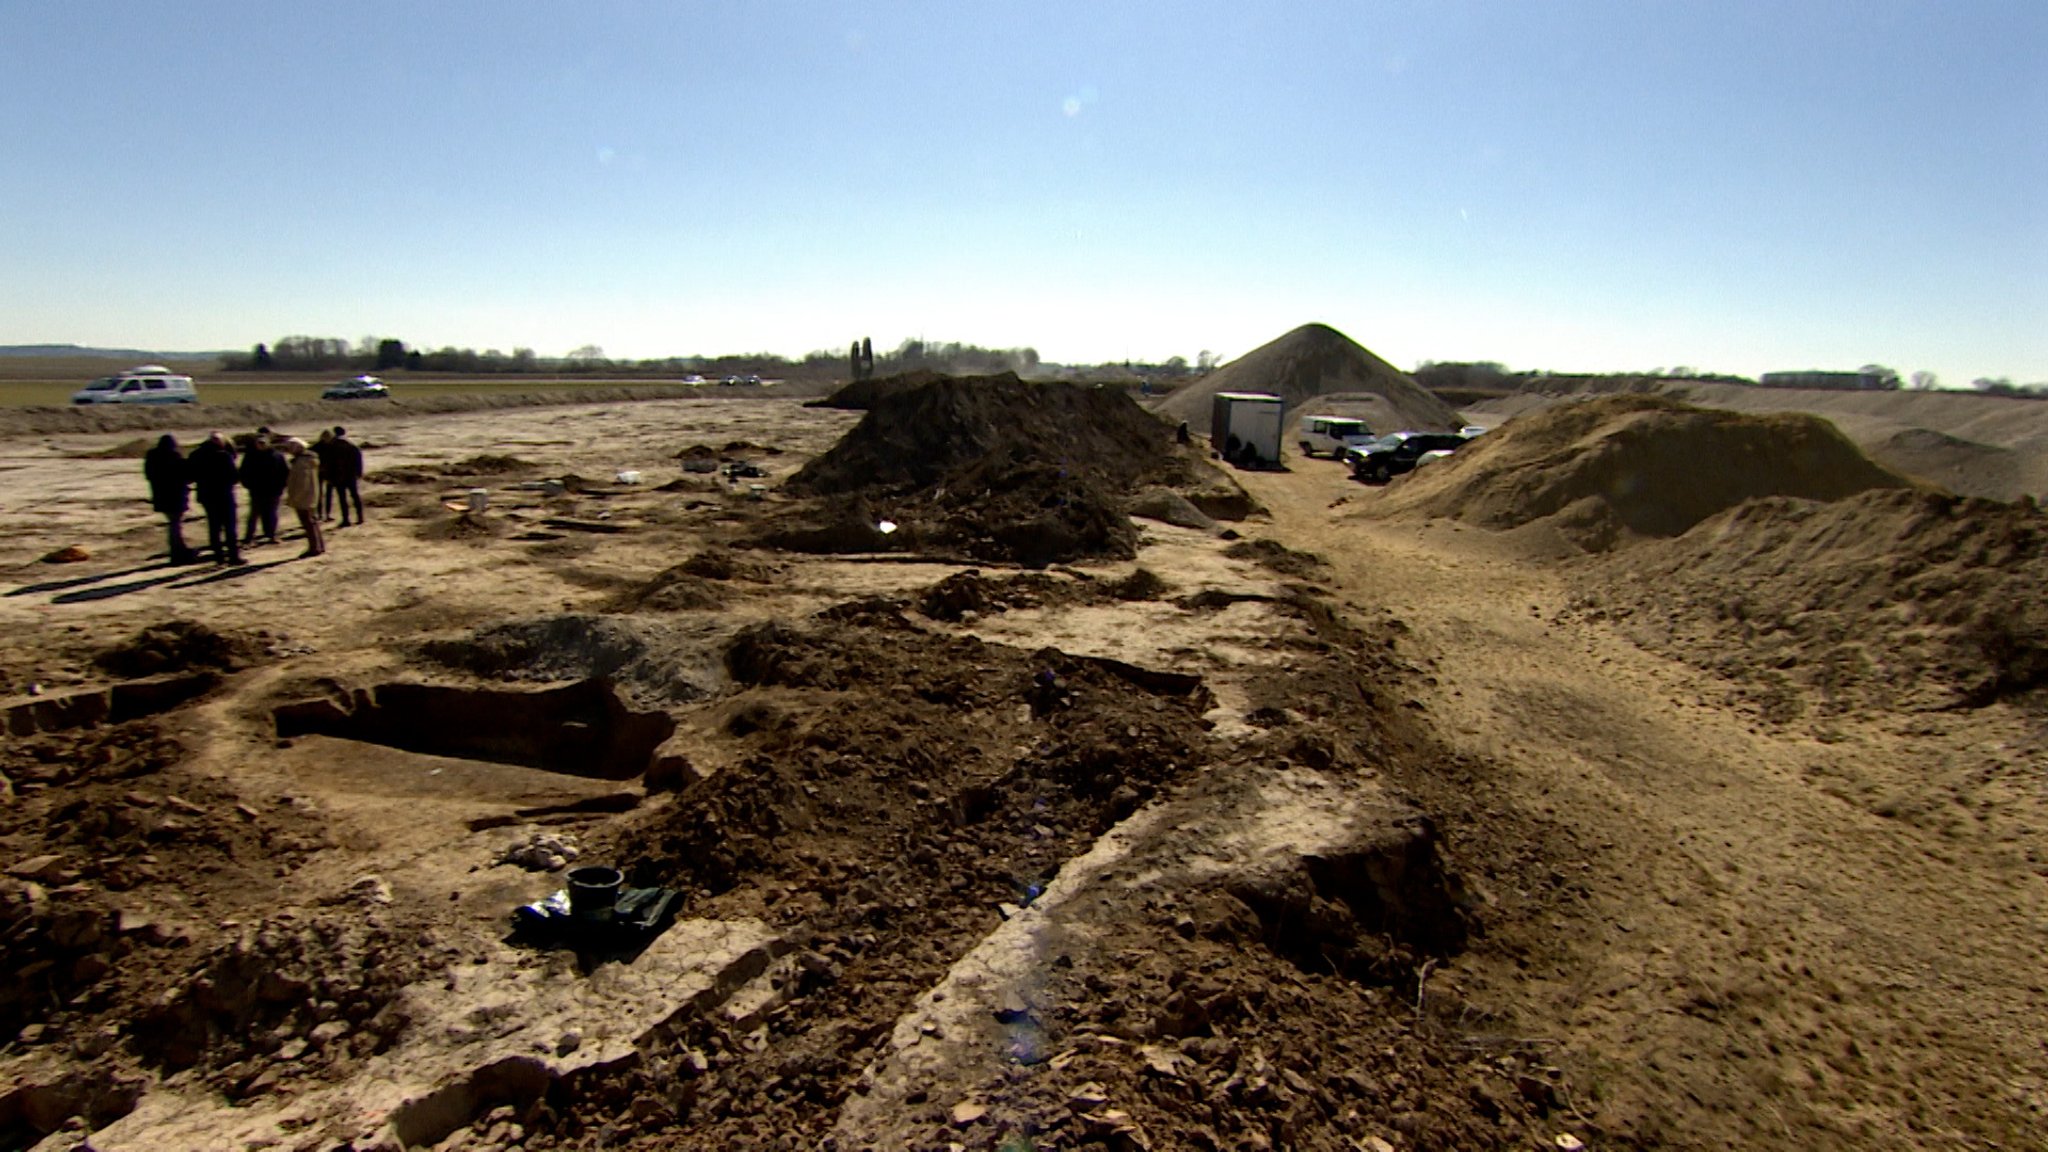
[0,393,2041,1151]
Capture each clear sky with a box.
[2,1,2041,383]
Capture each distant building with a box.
[1758,370,1894,391]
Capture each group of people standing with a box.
[143,426,365,566]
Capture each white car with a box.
[1298,415,1376,458]
[71,365,198,405]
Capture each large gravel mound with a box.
[1369,395,1912,550]
[1584,489,2048,714]
[1153,323,1458,435]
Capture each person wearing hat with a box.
[282,438,325,558]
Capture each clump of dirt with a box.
[605,564,729,612]
[1578,488,2048,715]
[420,614,720,704]
[92,620,265,679]
[414,510,507,543]
[775,375,1206,567]
[374,455,539,486]
[675,548,776,582]
[1371,395,1914,551]
[913,567,1167,622]
[1225,537,1328,578]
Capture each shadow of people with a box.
[49,570,193,604]
[7,560,182,598]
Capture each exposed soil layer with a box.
[1579,487,2048,715]
[1372,395,1914,550]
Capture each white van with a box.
[1298,415,1374,458]
[71,366,199,405]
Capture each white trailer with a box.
[1210,391,1285,468]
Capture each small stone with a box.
[163,795,205,816]
[6,855,63,882]
[17,1023,46,1045]
[347,875,393,905]
[949,1101,987,1126]
[1555,1137,1585,1151]
[277,1038,309,1060]
[556,1030,582,1056]
[40,545,90,564]
[308,1020,350,1047]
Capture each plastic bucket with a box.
[567,865,624,922]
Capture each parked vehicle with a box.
[1298,415,1375,458]
[1210,391,1285,467]
[1346,431,1469,483]
[322,374,390,400]
[71,365,198,405]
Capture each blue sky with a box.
[2,1,2041,383]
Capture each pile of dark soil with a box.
[914,567,1171,622]
[1580,488,2048,715]
[1373,395,1913,551]
[92,621,264,679]
[420,614,720,704]
[803,368,952,411]
[774,376,1198,567]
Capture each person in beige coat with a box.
[283,437,325,558]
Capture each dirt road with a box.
[1237,460,2048,1148]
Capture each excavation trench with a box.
[272,679,677,781]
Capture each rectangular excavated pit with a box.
[273,678,676,781]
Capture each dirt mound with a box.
[1154,323,1458,436]
[804,369,951,411]
[914,567,1170,622]
[1867,427,2023,501]
[1224,538,1328,578]
[1579,488,2048,715]
[93,621,264,679]
[1371,395,1913,550]
[775,376,1200,567]
[420,615,721,704]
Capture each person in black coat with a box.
[142,434,199,565]
[238,434,289,546]
[186,431,243,565]
[328,425,365,526]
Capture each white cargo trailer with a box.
[1210,391,1284,468]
